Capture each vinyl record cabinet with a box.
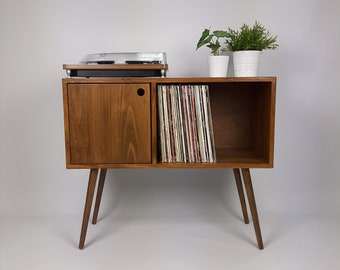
[62,70,276,250]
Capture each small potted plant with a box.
[196,28,229,77]
[225,21,278,77]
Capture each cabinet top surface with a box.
[62,77,276,83]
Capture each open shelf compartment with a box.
[155,79,275,168]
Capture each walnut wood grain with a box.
[66,83,151,164]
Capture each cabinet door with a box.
[67,83,151,164]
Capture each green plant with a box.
[225,21,278,51]
[196,28,228,56]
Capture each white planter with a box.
[233,50,261,77]
[209,55,229,77]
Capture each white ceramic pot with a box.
[209,55,229,77]
[233,50,261,77]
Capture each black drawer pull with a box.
[137,88,145,96]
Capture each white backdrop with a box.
[0,0,339,219]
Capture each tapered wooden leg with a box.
[79,169,98,250]
[92,169,107,225]
[241,168,264,250]
[233,168,249,224]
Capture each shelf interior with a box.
[208,81,273,165]
[155,80,274,167]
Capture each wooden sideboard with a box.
[62,75,276,249]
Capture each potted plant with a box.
[196,28,229,77]
[225,21,278,77]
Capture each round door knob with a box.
[137,88,145,96]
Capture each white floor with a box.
[1,211,339,270]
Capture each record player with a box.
[64,52,168,78]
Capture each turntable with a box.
[63,52,168,78]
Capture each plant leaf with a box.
[196,29,211,50]
[213,30,228,38]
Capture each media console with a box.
[62,72,276,250]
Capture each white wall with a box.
[1,0,339,218]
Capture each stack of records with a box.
[158,84,216,163]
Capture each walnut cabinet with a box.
[62,76,276,250]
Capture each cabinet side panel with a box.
[62,81,71,166]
